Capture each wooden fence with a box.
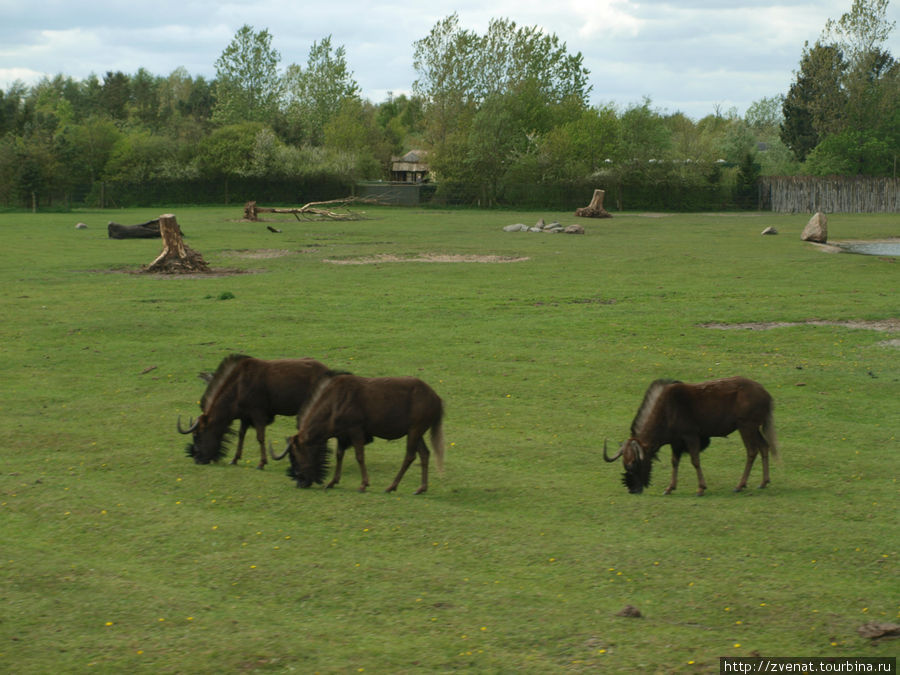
[759,176,900,213]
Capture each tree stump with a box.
[575,189,613,218]
[143,214,210,274]
[243,201,259,221]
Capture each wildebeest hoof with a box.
[414,486,427,495]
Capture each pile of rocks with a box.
[503,219,585,234]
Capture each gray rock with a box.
[801,212,827,243]
[761,226,778,235]
[503,223,529,232]
[564,224,585,235]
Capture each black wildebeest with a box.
[604,376,777,495]
[177,354,332,469]
[275,373,444,494]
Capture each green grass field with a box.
[1,205,897,673]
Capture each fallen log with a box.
[243,198,366,222]
[575,189,613,218]
[108,219,161,239]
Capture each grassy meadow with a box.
[1,205,897,673]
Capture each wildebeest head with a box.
[281,436,331,488]
[178,414,230,464]
[604,439,654,494]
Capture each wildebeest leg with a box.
[386,434,428,494]
[232,420,250,465]
[687,443,707,496]
[326,440,348,489]
[664,450,680,495]
[758,445,771,489]
[738,427,770,490]
[352,438,370,492]
[253,425,268,470]
[735,427,761,491]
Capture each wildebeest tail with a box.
[762,409,778,460]
[431,402,445,474]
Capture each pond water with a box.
[836,241,900,257]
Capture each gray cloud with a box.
[1,1,897,118]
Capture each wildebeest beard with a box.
[185,427,234,464]
[286,440,331,488]
[622,455,656,494]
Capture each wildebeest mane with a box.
[296,369,354,425]
[631,379,680,437]
[200,354,252,411]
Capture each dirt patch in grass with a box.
[222,248,317,259]
[323,253,530,265]
[702,319,900,332]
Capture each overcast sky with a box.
[1,0,898,120]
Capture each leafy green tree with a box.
[103,129,180,182]
[131,68,162,128]
[55,115,120,186]
[412,13,590,200]
[376,93,426,154]
[195,122,266,178]
[745,96,784,132]
[781,42,847,161]
[619,98,671,162]
[538,104,621,180]
[284,35,360,146]
[100,71,131,121]
[213,25,282,125]
[804,129,894,175]
[735,151,761,206]
[323,98,385,179]
[822,0,895,69]
[0,81,28,135]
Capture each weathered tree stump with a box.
[575,189,613,218]
[244,201,259,221]
[143,214,210,274]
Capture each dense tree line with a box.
[0,1,896,209]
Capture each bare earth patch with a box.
[222,249,301,259]
[323,253,529,265]
[702,319,900,332]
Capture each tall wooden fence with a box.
[760,176,900,213]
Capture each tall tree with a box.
[822,0,895,70]
[213,25,282,125]
[101,71,131,121]
[780,43,847,161]
[283,35,360,146]
[412,14,590,199]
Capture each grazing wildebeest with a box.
[177,354,332,469]
[275,373,444,494]
[603,376,777,496]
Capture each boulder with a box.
[564,224,585,235]
[503,223,529,232]
[801,212,827,243]
[761,226,778,235]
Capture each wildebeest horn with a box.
[270,438,292,461]
[177,416,200,434]
[603,439,624,462]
